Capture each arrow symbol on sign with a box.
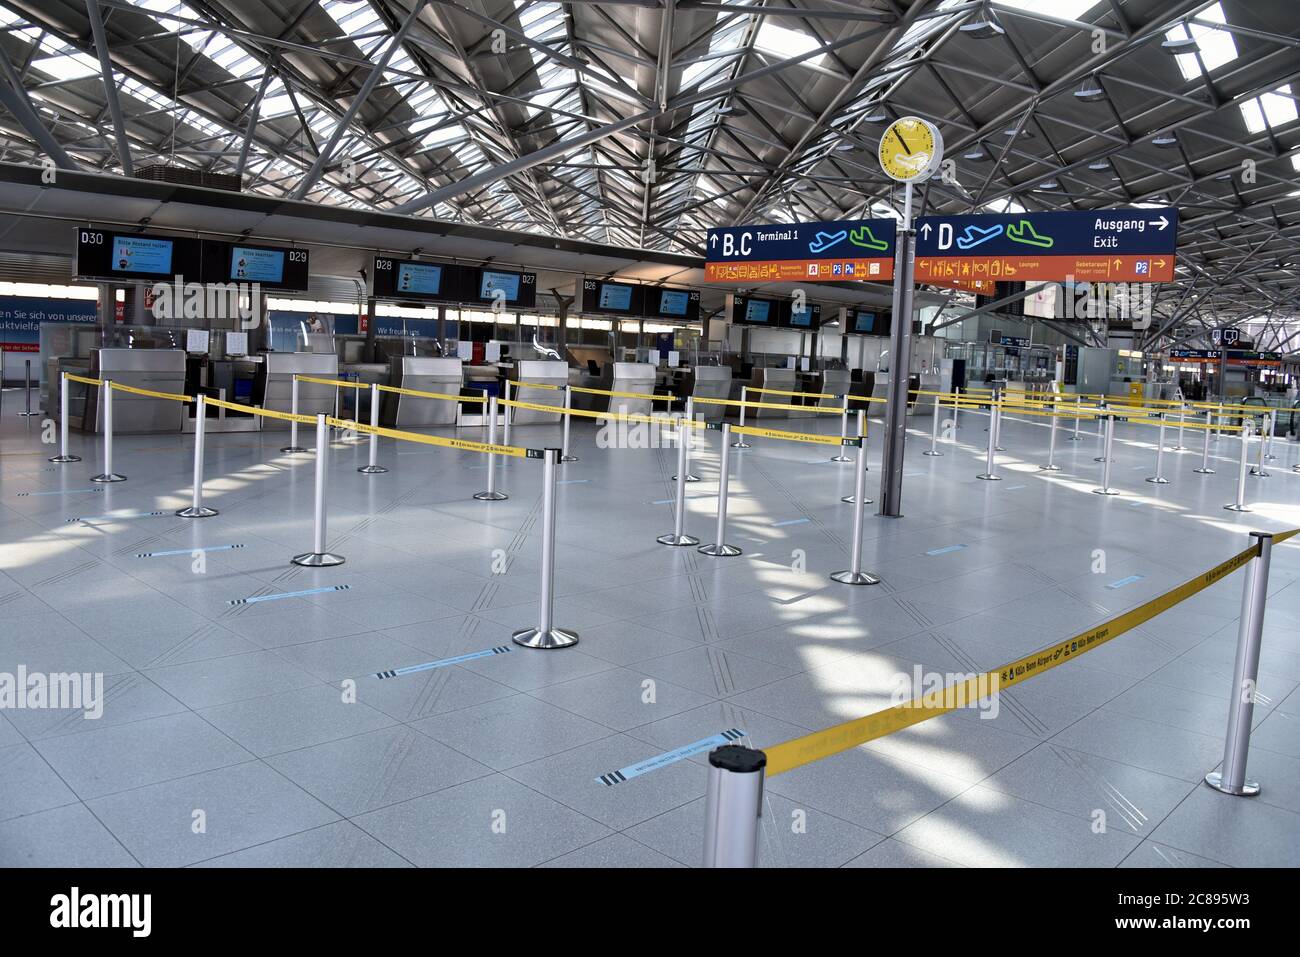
[1153,215,1169,230]
[1113,259,1122,269]
[709,234,719,248]
[919,223,932,239]
[1154,258,1166,268]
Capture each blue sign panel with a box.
[705,218,897,283]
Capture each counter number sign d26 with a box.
[878,116,943,183]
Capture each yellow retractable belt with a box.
[64,373,103,386]
[763,534,1299,777]
[107,382,193,403]
[728,423,859,447]
[694,395,873,413]
[503,396,705,430]
[568,385,673,402]
[376,382,484,403]
[747,386,835,401]
[206,396,316,426]
[326,416,534,459]
[512,380,565,392]
[295,374,366,389]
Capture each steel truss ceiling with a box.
[0,0,1297,351]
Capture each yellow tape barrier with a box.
[503,396,705,430]
[205,396,315,426]
[765,529,1300,777]
[694,395,870,414]
[513,380,565,392]
[747,386,835,401]
[377,382,484,404]
[728,423,858,447]
[326,416,533,459]
[569,385,673,402]
[296,374,366,390]
[107,382,193,404]
[64,373,103,387]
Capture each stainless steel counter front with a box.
[84,348,186,434]
[260,352,338,429]
[686,366,732,421]
[384,357,462,428]
[511,360,568,424]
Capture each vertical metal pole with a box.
[733,386,750,448]
[1264,407,1276,460]
[842,410,872,504]
[677,396,700,481]
[512,448,578,649]
[474,395,508,500]
[1093,416,1119,495]
[831,393,852,461]
[878,221,914,517]
[560,386,577,463]
[1194,409,1215,474]
[976,404,1000,480]
[831,439,880,585]
[292,414,344,566]
[1146,414,1169,484]
[1205,532,1272,797]
[49,372,81,463]
[281,376,306,453]
[177,394,218,517]
[1250,413,1270,477]
[18,358,37,416]
[358,382,387,474]
[1225,422,1253,511]
[1068,395,1083,440]
[502,381,513,447]
[952,387,960,430]
[658,415,700,546]
[923,394,942,456]
[699,424,741,556]
[1172,405,1187,451]
[1214,402,1224,438]
[1040,407,1061,471]
[90,380,125,483]
[702,745,766,868]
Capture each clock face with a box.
[879,117,942,182]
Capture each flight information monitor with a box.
[732,296,779,326]
[75,228,201,282]
[650,288,700,322]
[850,308,891,336]
[371,256,461,303]
[203,241,309,291]
[465,267,536,309]
[783,302,822,330]
[579,278,643,316]
[396,261,444,296]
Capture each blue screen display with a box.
[480,270,521,301]
[659,290,689,316]
[231,246,285,283]
[112,236,173,275]
[598,283,633,311]
[744,299,772,324]
[853,311,877,334]
[789,308,814,328]
[396,262,443,296]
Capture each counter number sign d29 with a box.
[878,116,943,183]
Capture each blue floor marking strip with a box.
[229,584,349,606]
[557,479,589,485]
[772,518,809,527]
[1106,575,1145,589]
[66,510,169,523]
[138,544,244,559]
[17,488,102,497]
[926,544,967,556]
[1004,484,1026,490]
[375,645,511,679]
[596,728,745,787]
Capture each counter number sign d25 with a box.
[878,116,943,183]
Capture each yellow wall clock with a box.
[878,116,944,183]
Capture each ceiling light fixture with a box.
[1161,36,1199,55]
[1152,132,1179,148]
[1073,77,1106,103]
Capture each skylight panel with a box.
[1165,3,1237,81]
[754,23,824,66]
[1240,85,1297,134]
[993,1,1096,19]
[32,54,99,82]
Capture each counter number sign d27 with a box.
[878,116,943,183]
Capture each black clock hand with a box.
[893,128,912,155]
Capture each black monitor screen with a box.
[659,290,689,316]
[480,270,521,301]
[744,299,772,324]
[396,262,443,296]
[230,245,284,284]
[112,235,173,275]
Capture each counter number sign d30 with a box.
[878,116,943,183]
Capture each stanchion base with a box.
[1066,435,1083,441]
[1204,772,1259,796]
[731,441,751,449]
[48,454,81,463]
[922,450,943,457]
[176,506,218,518]
[841,495,874,504]
[657,532,700,547]
[698,543,742,557]
[358,465,389,474]
[1093,456,1111,463]
[1193,467,1216,474]
[1092,487,1120,495]
[1169,446,1189,452]
[90,473,126,483]
[830,454,853,463]
[473,491,509,500]
[830,569,881,586]
[1249,468,1270,477]
[280,446,308,454]
[1038,464,1061,471]
[17,411,40,417]
[976,473,1001,481]
[291,552,346,567]
[1223,503,1251,512]
[1145,476,1170,484]
[672,474,700,483]
[994,446,1006,452]
[512,626,579,650]
[560,454,579,463]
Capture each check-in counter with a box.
[607,362,657,416]
[258,352,338,430]
[511,359,568,424]
[816,369,851,408]
[84,348,186,434]
[685,366,732,422]
[748,367,804,418]
[383,357,462,428]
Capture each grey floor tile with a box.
[537,833,684,868]
[1148,787,1300,867]
[0,743,79,821]
[193,820,412,867]
[198,684,396,757]
[145,650,322,710]
[843,837,963,868]
[529,667,714,731]
[1118,839,1230,868]
[0,803,138,867]
[410,695,612,771]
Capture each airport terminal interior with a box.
[0,0,1298,872]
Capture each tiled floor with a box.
[2,391,1299,867]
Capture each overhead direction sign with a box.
[913,207,1177,284]
[705,218,897,283]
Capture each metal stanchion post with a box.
[560,386,578,463]
[658,416,700,547]
[1265,407,1276,460]
[292,414,345,566]
[1068,395,1083,440]
[90,381,126,483]
[474,395,509,500]
[976,404,1001,481]
[1194,409,1215,474]
[358,382,387,474]
[49,372,81,463]
[1092,415,1119,495]
[1224,422,1252,512]
[1146,413,1170,484]
[675,397,699,481]
[732,387,750,449]
[17,358,38,417]
[512,448,578,649]
[281,376,307,453]
[177,394,218,518]
[831,438,880,585]
[502,381,512,448]
[702,745,766,868]
[1250,413,1270,477]
[992,393,1005,451]
[1205,532,1273,797]
[1214,402,1224,438]
[842,410,873,503]
[923,395,942,456]
[1171,405,1188,451]
[699,424,741,557]
[1040,406,1061,471]
[952,387,960,430]
[831,394,852,462]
